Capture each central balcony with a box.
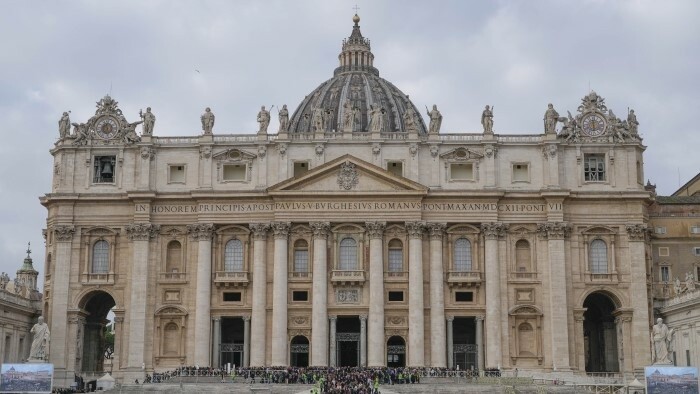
[214,271,249,288]
[331,270,366,286]
[447,270,482,288]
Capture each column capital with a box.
[359,314,368,322]
[405,221,426,239]
[310,221,331,239]
[446,316,454,322]
[187,223,214,241]
[625,224,651,242]
[329,315,337,322]
[271,222,291,239]
[481,222,508,239]
[242,315,251,322]
[426,223,446,240]
[126,223,161,241]
[475,315,485,321]
[536,222,570,240]
[365,222,386,239]
[249,223,270,240]
[53,225,75,242]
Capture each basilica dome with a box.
[288,15,428,135]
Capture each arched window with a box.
[224,239,244,272]
[166,241,182,273]
[163,323,179,356]
[590,239,608,273]
[92,240,109,274]
[388,239,403,272]
[294,239,309,273]
[515,240,531,272]
[339,238,357,270]
[454,238,472,271]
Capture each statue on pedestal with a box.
[544,104,559,134]
[139,107,156,135]
[201,107,215,135]
[685,272,696,292]
[481,105,494,134]
[426,104,442,134]
[29,316,50,361]
[651,318,674,365]
[342,100,353,132]
[403,105,418,133]
[278,104,289,132]
[257,105,271,134]
[59,112,71,139]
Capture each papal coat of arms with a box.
[337,162,359,190]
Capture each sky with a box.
[0,0,698,282]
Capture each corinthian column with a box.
[365,221,386,367]
[49,226,75,372]
[186,223,214,366]
[537,222,572,371]
[626,224,652,369]
[310,222,330,366]
[481,222,505,369]
[271,222,291,366]
[405,221,425,366]
[249,223,270,366]
[427,223,446,367]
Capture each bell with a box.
[101,161,113,176]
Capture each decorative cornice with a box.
[310,222,331,239]
[54,226,75,242]
[405,221,426,239]
[536,222,571,239]
[481,222,508,239]
[249,223,270,240]
[271,222,291,239]
[126,223,160,241]
[426,223,447,240]
[365,221,386,239]
[186,223,214,241]
[626,224,650,241]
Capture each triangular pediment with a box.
[212,148,257,161]
[268,154,428,195]
[440,147,484,161]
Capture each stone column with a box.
[446,317,454,369]
[271,222,291,366]
[249,223,270,366]
[573,309,586,372]
[427,223,447,367]
[213,318,221,368]
[360,315,367,367]
[243,315,251,367]
[126,223,159,371]
[537,222,572,370]
[626,224,652,370]
[476,315,485,371]
[329,316,337,367]
[187,223,214,367]
[365,221,386,367]
[310,222,330,366]
[406,221,426,367]
[481,222,505,369]
[49,226,75,374]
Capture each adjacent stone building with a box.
[41,15,654,385]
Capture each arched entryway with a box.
[386,336,405,367]
[290,336,309,367]
[79,291,116,373]
[583,292,619,373]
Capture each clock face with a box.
[581,113,607,137]
[95,117,119,139]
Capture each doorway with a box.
[583,293,619,373]
[220,317,244,368]
[290,336,309,367]
[386,336,406,367]
[452,317,478,371]
[336,316,360,367]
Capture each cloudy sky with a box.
[0,0,698,279]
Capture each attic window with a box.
[512,163,529,182]
[450,163,473,181]
[294,161,309,178]
[169,165,185,183]
[387,161,403,177]
[223,164,246,181]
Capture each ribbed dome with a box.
[288,15,427,135]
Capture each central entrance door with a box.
[453,317,478,371]
[220,317,244,368]
[336,316,361,367]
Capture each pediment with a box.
[440,147,484,161]
[212,148,257,162]
[268,154,428,194]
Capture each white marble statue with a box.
[369,104,385,133]
[651,318,674,365]
[426,104,442,134]
[342,100,353,131]
[257,105,271,134]
[685,272,696,292]
[278,104,289,132]
[29,316,50,361]
[140,107,156,135]
[201,107,215,135]
[627,109,639,135]
[544,103,559,134]
[481,105,494,134]
[403,105,418,133]
[59,112,71,139]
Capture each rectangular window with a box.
[455,291,474,302]
[691,225,700,234]
[584,154,606,182]
[687,349,691,366]
[387,161,403,177]
[450,163,473,181]
[93,156,116,183]
[694,247,700,256]
[658,247,669,257]
[294,250,309,272]
[388,291,404,302]
[660,266,670,282]
[655,227,667,235]
[222,164,246,181]
[388,249,403,272]
[512,163,529,182]
[168,165,185,183]
[294,161,309,177]
[223,292,242,302]
[292,291,308,302]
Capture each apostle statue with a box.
[58,112,71,139]
[312,106,324,132]
[140,107,156,135]
[544,103,559,134]
[342,100,353,132]
[481,105,494,134]
[426,104,442,134]
[651,318,674,364]
[627,109,639,135]
[201,107,215,135]
[257,105,271,134]
[29,316,50,361]
[686,272,696,292]
[674,277,682,296]
[369,104,385,133]
[278,104,289,132]
[403,105,418,133]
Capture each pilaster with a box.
[310,222,330,366]
[481,222,507,369]
[271,222,291,366]
[49,225,75,374]
[365,221,386,367]
[625,224,652,371]
[405,221,425,366]
[249,223,270,366]
[427,223,447,367]
[187,223,214,366]
[329,316,337,367]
